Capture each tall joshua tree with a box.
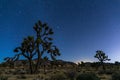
[94,50,111,70]
[14,20,60,74]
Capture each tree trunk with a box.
[29,58,33,74]
[102,63,105,71]
[34,49,41,74]
[101,62,105,71]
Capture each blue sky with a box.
[0,0,120,63]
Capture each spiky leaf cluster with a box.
[33,20,60,60]
[14,36,36,59]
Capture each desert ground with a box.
[0,61,120,80]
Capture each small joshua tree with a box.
[4,54,20,68]
[94,50,111,70]
[14,36,36,74]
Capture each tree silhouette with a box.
[14,20,60,74]
[4,54,20,68]
[94,50,111,70]
[14,36,36,73]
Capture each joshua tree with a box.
[14,36,36,73]
[94,50,111,70]
[14,20,60,74]
[4,54,20,68]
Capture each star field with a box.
[0,0,120,63]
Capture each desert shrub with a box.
[99,76,106,79]
[33,75,44,80]
[0,76,8,80]
[111,72,120,80]
[105,70,113,75]
[98,70,113,75]
[76,73,100,80]
[97,70,105,75]
[14,69,26,74]
[17,74,27,79]
[50,72,67,80]
[0,70,3,75]
[65,71,76,80]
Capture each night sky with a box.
[0,0,120,63]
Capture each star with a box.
[18,10,22,14]
[16,10,22,16]
[0,6,2,10]
[0,2,3,9]
[0,14,2,17]
[56,26,60,29]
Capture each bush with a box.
[14,69,26,74]
[50,72,66,80]
[65,71,76,80]
[0,76,8,80]
[98,70,113,75]
[111,72,120,80]
[76,73,100,80]
[105,70,113,75]
[97,70,105,75]
[17,74,27,79]
[33,75,44,80]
